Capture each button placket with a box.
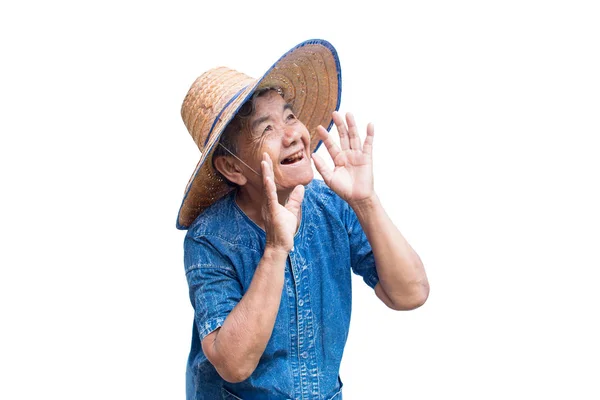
[285,253,301,397]
[290,248,321,399]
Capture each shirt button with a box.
[301,351,308,359]
[298,299,304,306]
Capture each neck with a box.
[235,185,294,229]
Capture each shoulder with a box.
[187,192,236,236]
[185,191,263,252]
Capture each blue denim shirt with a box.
[184,179,379,399]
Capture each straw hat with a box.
[176,39,342,229]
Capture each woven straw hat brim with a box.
[177,39,341,229]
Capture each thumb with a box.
[311,153,334,186]
[285,185,305,218]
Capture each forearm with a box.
[204,246,288,382]
[350,194,429,310]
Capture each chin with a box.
[281,169,313,190]
[297,168,314,186]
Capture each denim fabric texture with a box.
[184,179,379,399]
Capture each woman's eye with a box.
[263,125,273,133]
[286,113,296,120]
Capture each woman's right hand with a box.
[260,152,304,253]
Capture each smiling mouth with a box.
[281,150,305,165]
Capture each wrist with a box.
[263,244,290,262]
[348,193,380,219]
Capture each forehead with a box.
[246,91,292,133]
[230,89,293,146]
[251,89,288,113]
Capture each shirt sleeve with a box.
[344,202,380,289]
[184,234,243,341]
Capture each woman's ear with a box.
[213,156,248,186]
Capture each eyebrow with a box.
[251,103,294,132]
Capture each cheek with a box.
[303,131,313,149]
[244,135,269,158]
[261,138,281,158]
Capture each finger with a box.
[285,185,305,218]
[311,153,334,186]
[332,111,349,150]
[316,125,341,161]
[261,155,278,213]
[262,152,274,179]
[346,112,361,150]
[362,122,375,155]
[264,151,284,191]
[261,158,275,193]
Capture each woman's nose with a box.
[281,124,301,146]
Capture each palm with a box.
[268,201,300,242]
[328,148,373,201]
[313,112,375,203]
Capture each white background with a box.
[1,1,599,399]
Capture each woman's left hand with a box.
[312,111,376,204]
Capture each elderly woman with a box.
[177,39,428,400]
